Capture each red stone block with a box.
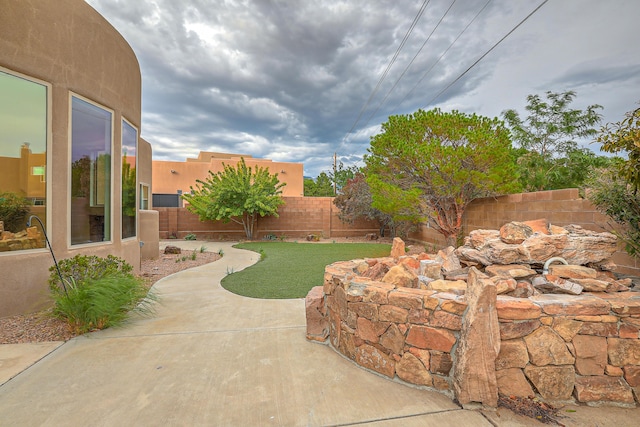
[388,289,423,310]
[575,376,634,404]
[430,310,462,331]
[355,343,395,378]
[406,325,456,352]
[623,365,640,387]
[496,296,542,320]
[530,294,610,316]
[378,305,408,323]
[620,323,640,339]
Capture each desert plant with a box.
[0,192,31,232]
[52,275,156,334]
[184,233,196,240]
[190,250,197,260]
[48,254,133,294]
[199,245,207,253]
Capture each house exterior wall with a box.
[153,152,305,198]
[0,0,153,316]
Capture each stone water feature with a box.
[306,219,640,407]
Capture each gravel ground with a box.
[0,250,221,345]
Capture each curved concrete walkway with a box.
[1,242,637,426]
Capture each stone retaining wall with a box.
[306,258,640,407]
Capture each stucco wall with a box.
[153,155,305,198]
[0,0,149,316]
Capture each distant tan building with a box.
[153,152,304,205]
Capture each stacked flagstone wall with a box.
[306,223,640,408]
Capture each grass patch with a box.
[221,242,391,299]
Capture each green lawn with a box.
[221,242,391,299]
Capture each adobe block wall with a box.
[410,189,639,276]
[156,197,381,239]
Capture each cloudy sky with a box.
[85,0,640,177]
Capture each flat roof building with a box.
[153,152,304,204]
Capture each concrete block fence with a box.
[155,196,380,240]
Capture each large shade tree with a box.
[364,108,519,246]
[182,158,285,240]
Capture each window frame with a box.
[139,182,150,211]
[121,117,138,241]
[0,66,52,255]
[67,92,114,248]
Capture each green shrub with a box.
[52,275,156,334]
[184,233,197,240]
[587,168,640,256]
[48,254,133,294]
[48,254,156,334]
[0,192,31,232]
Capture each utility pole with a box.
[333,152,337,196]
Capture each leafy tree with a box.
[597,104,640,191]
[304,172,334,197]
[503,90,603,191]
[516,148,613,192]
[364,108,519,246]
[503,90,602,157]
[182,158,285,240]
[333,173,393,236]
[329,161,360,194]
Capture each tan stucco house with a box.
[153,152,304,204]
[0,0,158,317]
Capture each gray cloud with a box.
[86,0,640,176]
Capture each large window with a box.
[0,70,48,252]
[70,96,112,245]
[121,120,137,239]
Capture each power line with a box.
[362,0,457,128]
[335,0,549,173]
[392,0,492,113]
[426,0,549,106]
[339,0,430,147]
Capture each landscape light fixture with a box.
[26,215,67,295]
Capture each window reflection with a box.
[0,70,47,251]
[71,96,112,245]
[122,120,137,239]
